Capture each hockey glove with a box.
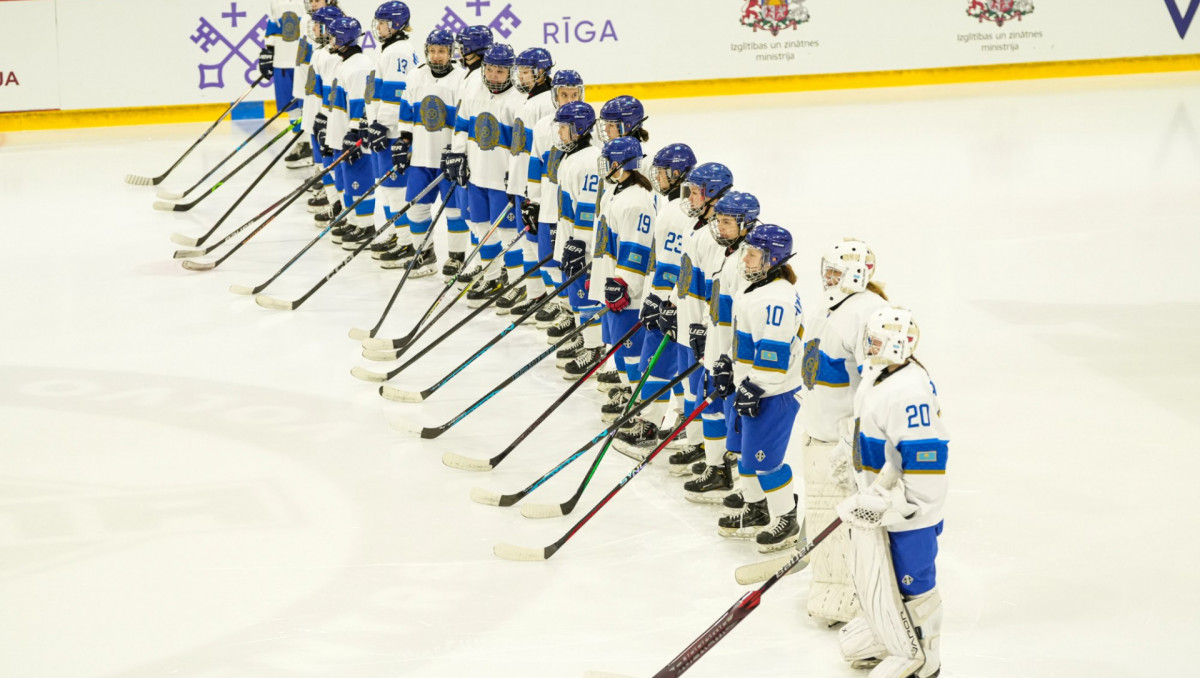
[440,150,470,187]
[733,378,765,417]
[836,478,918,530]
[258,46,275,79]
[312,112,328,138]
[391,136,412,173]
[604,277,631,312]
[688,323,707,360]
[640,293,663,331]
[342,125,364,163]
[365,121,391,153]
[711,354,735,398]
[561,238,588,278]
[521,200,540,235]
[659,301,678,341]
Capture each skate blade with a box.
[669,465,697,477]
[756,534,800,554]
[612,442,649,463]
[716,526,765,540]
[685,492,730,505]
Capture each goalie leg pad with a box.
[849,526,923,670]
[805,435,859,623]
[839,617,886,665]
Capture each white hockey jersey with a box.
[670,218,728,347]
[312,46,338,126]
[731,277,805,398]
[295,20,319,133]
[507,86,555,198]
[527,113,564,230]
[266,0,306,70]
[400,64,465,170]
[703,241,748,370]
[852,361,949,532]
[588,179,656,306]
[327,48,373,148]
[369,36,422,140]
[645,194,690,305]
[798,291,892,442]
[557,142,602,255]
[451,79,524,192]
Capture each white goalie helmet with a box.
[862,306,920,374]
[821,238,875,305]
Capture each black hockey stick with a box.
[492,394,714,562]
[158,98,298,200]
[347,182,458,341]
[353,255,570,383]
[357,203,515,352]
[442,321,645,472]
[390,311,606,439]
[125,75,265,186]
[468,363,699,509]
[152,117,301,212]
[228,166,422,296]
[647,518,844,677]
[520,334,671,518]
[180,142,361,271]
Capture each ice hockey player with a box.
[524,70,585,332]
[320,16,375,246]
[496,47,556,315]
[362,2,423,260]
[836,306,946,678]
[261,0,306,129]
[659,162,736,501]
[285,0,336,171]
[438,25,494,280]
[552,101,604,379]
[388,28,466,275]
[308,4,347,224]
[800,238,892,625]
[596,95,654,178]
[708,224,804,554]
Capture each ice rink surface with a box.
[3,71,1200,677]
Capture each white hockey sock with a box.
[742,474,767,503]
[703,429,727,466]
[765,478,795,517]
[582,316,603,349]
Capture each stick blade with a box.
[441,452,493,472]
[361,336,404,351]
[347,326,373,341]
[125,174,153,186]
[173,248,204,260]
[169,232,199,247]
[362,348,400,362]
[520,502,565,519]
[349,366,389,383]
[387,416,422,437]
[584,672,644,678]
[229,284,257,296]
[156,187,183,200]
[468,486,503,506]
[151,200,177,212]
[493,542,548,562]
[255,295,295,311]
[180,259,215,272]
[379,385,423,403]
[734,553,806,586]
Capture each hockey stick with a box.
[125,75,265,186]
[648,519,844,678]
[180,142,361,271]
[442,321,645,472]
[493,393,715,562]
[520,334,670,519]
[228,166,423,296]
[170,128,302,249]
[357,253,559,384]
[389,310,606,439]
[153,118,301,212]
[468,362,699,508]
[357,203,515,352]
[158,98,298,200]
[732,520,811,585]
[173,179,307,259]
[347,182,458,341]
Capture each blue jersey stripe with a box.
[754,338,791,372]
[858,435,887,472]
[897,439,949,473]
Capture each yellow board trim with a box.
[3,54,1199,132]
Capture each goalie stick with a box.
[468,363,699,508]
[732,520,811,585]
[647,518,844,678]
[169,128,302,249]
[386,309,606,439]
[125,75,264,186]
[157,98,298,200]
[441,321,644,472]
[152,119,301,212]
[519,335,671,519]
[492,393,715,562]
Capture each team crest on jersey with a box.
[594,218,611,260]
[708,278,722,324]
[678,254,694,298]
[281,12,302,41]
[851,418,864,472]
[419,95,449,132]
[740,0,810,36]
[304,68,317,96]
[801,338,821,389]
[510,119,529,157]
[546,148,565,184]
[474,112,502,151]
[364,71,377,103]
[967,0,1033,26]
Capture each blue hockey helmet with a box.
[711,191,761,246]
[307,0,339,16]
[681,162,734,219]
[551,69,585,109]
[742,224,794,283]
[514,48,553,94]
[650,143,697,195]
[309,5,345,45]
[600,137,644,183]
[554,101,596,152]
[326,16,362,50]
[482,43,516,94]
[457,25,494,60]
[373,1,410,40]
[598,95,648,144]
[425,29,456,77]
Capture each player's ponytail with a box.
[634,128,650,143]
[780,263,797,285]
[867,280,888,301]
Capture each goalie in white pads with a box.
[836,307,947,678]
